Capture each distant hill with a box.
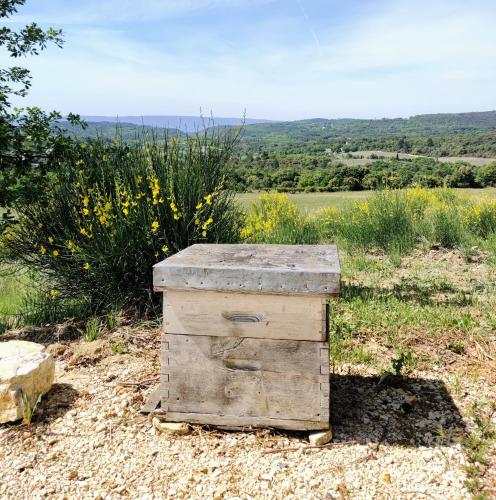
[238,110,496,157]
[82,115,273,132]
[64,110,496,158]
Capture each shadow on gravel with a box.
[330,374,466,447]
[35,383,79,424]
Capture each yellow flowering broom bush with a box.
[0,129,242,314]
[241,193,321,244]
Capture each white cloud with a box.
[3,0,496,119]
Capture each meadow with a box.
[238,187,496,212]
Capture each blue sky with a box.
[2,0,496,120]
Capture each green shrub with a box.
[241,193,321,244]
[330,190,417,254]
[426,202,467,248]
[0,128,242,315]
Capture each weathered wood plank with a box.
[161,334,330,427]
[162,412,330,431]
[140,386,161,414]
[164,289,326,341]
[153,244,340,296]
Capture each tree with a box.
[475,162,496,187]
[0,0,84,223]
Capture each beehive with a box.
[153,244,340,430]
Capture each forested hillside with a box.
[65,111,496,193]
[238,111,496,157]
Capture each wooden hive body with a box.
[153,244,340,431]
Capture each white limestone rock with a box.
[308,429,333,446]
[0,341,55,423]
[152,417,190,435]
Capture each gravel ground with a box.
[0,328,494,499]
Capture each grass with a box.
[329,250,496,373]
[238,188,496,212]
[0,266,31,332]
[462,401,496,498]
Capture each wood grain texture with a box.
[160,334,330,430]
[153,244,340,296]
[164,289,327,341]
[163,412,330,431]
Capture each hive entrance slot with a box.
[223,358,262,371]
[222,312,265,323]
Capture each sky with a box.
[1,0,496,120]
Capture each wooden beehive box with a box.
[153,244,340,430]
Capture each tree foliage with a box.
[0,0,84,218]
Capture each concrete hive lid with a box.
[153,244,340,296]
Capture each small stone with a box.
[308,429,333,446]
[68,469,78,480]
[152,417,190,435]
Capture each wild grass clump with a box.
[0,128,242,316]
[316,187,496,255]
[322,190,417,254]
[241,193,321,244]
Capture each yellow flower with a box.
[102,155,108,161]
[195,218,200,225]
[82,208,89,216]
[48,236,54,243]
[80,143,87,149]
[162,245,169,253]
[80,227,93,239]
[202,230,207,238]
[67,240,77,254]
[50,289,60,298]
[52,250,59,257]
[173,213,180,220]
[76,159,84,166]
[151,220,159,232]
[204,194,212,205]
[123,208,129,216]
[83,262,91,270]
[196,202,203,210]
[40,245,46,255]
[170,202,177,212]
[83,195,89,207]
[38,223,43,229]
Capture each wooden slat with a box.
[161,334,329,428]
[164,289,326,341]
[163,412,330,431]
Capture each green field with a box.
[238,188,496,212]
